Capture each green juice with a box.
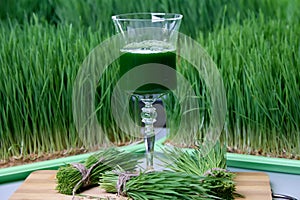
[119,40,176,94]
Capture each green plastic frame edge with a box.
[1,139,300,184]
[226,153,300,174]
[0,141,146,184]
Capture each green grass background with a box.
[0,0,299,161]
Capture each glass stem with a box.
[141,97,157,170]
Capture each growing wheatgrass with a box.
[164,10,300,157]
[0,16,136,161]
[162,57,211,147]
[198,13,300,157]
[1,0,300,163]
[0,18,85,160]
[3,0,296,38]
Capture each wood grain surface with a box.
[9,170,272,200]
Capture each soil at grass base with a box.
[0,148,88,168]
[0,139,141,169]
[164,139,300,160]
[1,146,299,169]
[227,147,300,160]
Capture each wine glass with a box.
[112,13,182,170]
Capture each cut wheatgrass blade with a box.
[56,148,141,195]
[158,144,242,199]
[100,170,216,200]
[159,141,226,176]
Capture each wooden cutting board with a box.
[9,170,272,200]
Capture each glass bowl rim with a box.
[112,12,183,21]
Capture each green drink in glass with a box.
[120,40,176,94]
[112,13,182,170]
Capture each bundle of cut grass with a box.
[160,142,227,176]
[56,148,141,195]
[100,168,240,199]
[159,144,240,199]
[202,168,240,200]
[101,170,214,200]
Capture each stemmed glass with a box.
[112,13,182,170]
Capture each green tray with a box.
[1,138,300,184]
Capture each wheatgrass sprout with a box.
[198,13,300,157]
[0,16,137,161]
[163,58,211,147]
[47,0,298,38]
[1,0,300,163]
[0,18,86,159]
[56,148,141,195]
[164,7,300,158]
[5,0,296,38]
